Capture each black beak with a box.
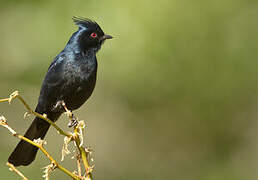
[101,34,113,40]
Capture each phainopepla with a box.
[8,17,112,166]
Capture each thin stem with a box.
[34,111,71,137]
[1,91,94,179]
[74,127,93,179]
[0,116,81,180]
[17,95,71,137]
[62,101,93,179]
[0,91,71,137]
[6,162,28,180]
[77,154,82,177]
[18,136,80,180]
[0,98,9,103]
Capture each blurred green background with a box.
[0,0,258,179]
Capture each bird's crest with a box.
[72,16,99,29]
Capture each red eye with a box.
[90,33,97,38]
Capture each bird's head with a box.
[72,17,112,53]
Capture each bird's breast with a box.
[64,59,96,83]
[61,59,97,110]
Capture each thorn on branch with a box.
[0,116,17,135]
[0,115,7,123]
[23,112,31,119]
[8,91,19,104]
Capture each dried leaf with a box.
[61,136,72,161]
[42,163,55,180]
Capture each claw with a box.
[68,115,78,128]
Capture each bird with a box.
[8,17,112,166]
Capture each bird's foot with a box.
[68,114,78,128]
[61,101,78,128]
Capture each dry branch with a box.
[0,91,94,179]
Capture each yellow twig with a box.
[62,103,93,179]
[1,91,72,137]
[0,116,81,180]
[1,91,95,180]
[6,162,28,180]
[0,98,9,103]
[76,154,82,177]
[73,124,93,179]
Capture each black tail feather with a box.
[8,113,60,166]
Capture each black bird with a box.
[8,17,112,166]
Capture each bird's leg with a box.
[61,101,78,128]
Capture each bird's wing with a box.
[36,53,67,113]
